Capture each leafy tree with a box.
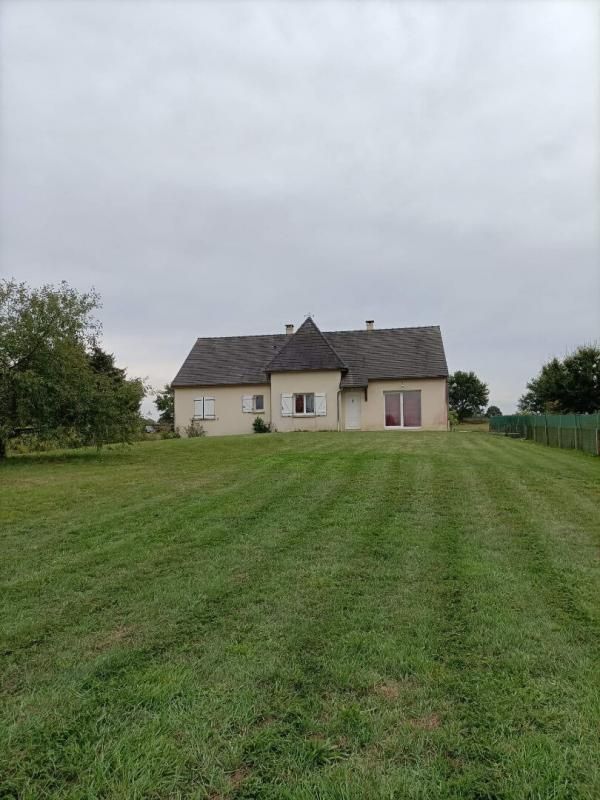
[155,383,174,426]
[518,345,600,414]
[0,280,144,457]
[486,405,502,417]
[83,346,145,448]
[448,371,489,421]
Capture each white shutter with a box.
[242,395,253,413]
[193,398,204,418]
[315,393,327,416]
[281,393,293,416]
[204,397,215,419]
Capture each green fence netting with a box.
[489,414,600,456]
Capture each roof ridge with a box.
[195,332,287,342]
[192,325,442,341]
[325,325,441,335]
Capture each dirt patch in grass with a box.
[92,624,136,652]
[374,681,401,700]
[409,713,441,730]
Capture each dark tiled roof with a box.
[172,334,286,386]
[173,320,448,387]
[265,317,346,373]
[324,326,448,387]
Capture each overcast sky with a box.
[1,0,598,416]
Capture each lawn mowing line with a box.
[464,440,600,638]
[177,451,393,790]
[471,432,599,481]
[0,448,309,590]
[0,450,343,691]
[417,440,587,796]
[474,436,600,530]
[2,451,381,800]
[0,452,347,674]
[418,446,490,790]
[0,458,274,575]
[224,454,452,795]
[464,433,600,540]
[435,440,600,798]
[142,451,379,661]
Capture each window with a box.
[242,394,265,413]
[281,393,327,417]
[384,391,421,428]
[194,397,215,419]
[295,393,314,415]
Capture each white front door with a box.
[345,392,362,430]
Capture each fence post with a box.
[574,420,579,451]
[544,415,549,447]
[596,426,600,457]
[558,417,562,449]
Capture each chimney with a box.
[285,323,294,335]
[366,320,374,331]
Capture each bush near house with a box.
[252,416,271,433]
[1,432,599,799]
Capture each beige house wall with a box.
[174,384,270,437]
[175,375,447,437]
[341,378,448,431]
[270,370,342,432]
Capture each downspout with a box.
[337,388,341,431]
[445,377,449,430]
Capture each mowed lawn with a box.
[1,432,599,800]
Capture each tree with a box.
[486,405,502,417]
[155,383,174,426]
[84,346,145,448]
[518,345,600,414]
[0,280,144,457]
[448,371,489,421]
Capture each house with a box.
[172,317,448,435]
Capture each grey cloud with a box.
[1,0,598,416]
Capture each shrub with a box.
[184,420,205,438]
[253,416,271,433]
[160,429,181,440]
[8,428,86,454]
[448,410,460,430]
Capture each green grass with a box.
[1,432,599,799]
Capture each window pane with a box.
[305,394,315,414]
[402,391,421,427]
[385,393,401,426]
[254,394,264,411]
[295,394,304,414]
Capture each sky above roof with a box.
[1,0,598,416]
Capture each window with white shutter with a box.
[194,397,216,420]
[290,393,323,416]
[242,394,265,413]
[315,393,327,416]
[281,393,293,416]
[204,398,215,419]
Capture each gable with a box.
[265,317,346,373]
